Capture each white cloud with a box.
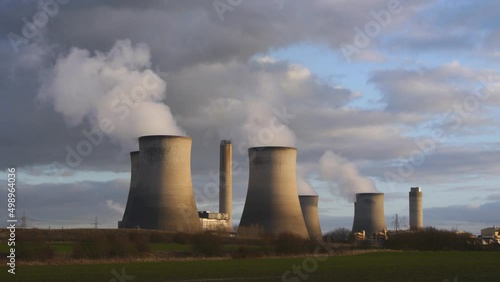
[106,199,125,214]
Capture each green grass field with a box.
[1,251,499,282]
[0,242,267,254]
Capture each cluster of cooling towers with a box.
[119,135,423,239]
[118,135,321,239]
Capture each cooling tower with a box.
[219,140,232,230]
[120,151,140,228]
[352,193,386,235]
[126,135,200,232]
[299,195,323,240]
[409,187,423,230]
[238,147,309,238]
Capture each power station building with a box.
[119,139,327,238]
[196,140,233,232]
[409,187,423,230]
[352,193,387,236]
[120,137,233,233]
[238,147,310,239]
[198,211,230,231]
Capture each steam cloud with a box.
[241,100,296,147]
[319,150,377,202]
[38,39,184,151]
[106,199,125,214]
[240,57,297,147]
[297,164,317,195]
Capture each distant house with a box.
[480,226,499,239]
[480,226,500,245]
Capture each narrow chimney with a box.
[219,140,232,230]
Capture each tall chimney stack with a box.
[219,140,232,231]
[409,187,423,230]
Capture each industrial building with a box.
[116,135,404,242]
[238,147,310,239]
[409,187,423,230]
[120,137,233,233]
[352,193,387,236]
[481,226,499,238]
[198,211,230,231]
[192,141,234,232]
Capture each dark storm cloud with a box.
[2,0,432,171]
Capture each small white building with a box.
[480,226,499,239]
[198,211,230,231]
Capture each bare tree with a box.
[325,227,352,242]
[400,215,408,230]
[392,214,400,231]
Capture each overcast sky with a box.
[1,0,499,234]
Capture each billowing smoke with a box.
[319,150,377,202]
[239,57,298,147]
[38,39,184,151]
[241,100,296,147]
[297,164,317,195]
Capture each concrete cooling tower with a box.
[299,195,323,240]
[219,140,232,231]
[352,193,386,235]
[238,147,309,238]
[125,135,200,232]
[409,187,423,230]
[119,151,140,229]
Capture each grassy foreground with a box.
[1,251,499,282]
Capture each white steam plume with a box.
[241,100,296,147]
[319,150,377,202]
[38,39,184,151]
[297,164,317,195]
[106,200,125,214]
